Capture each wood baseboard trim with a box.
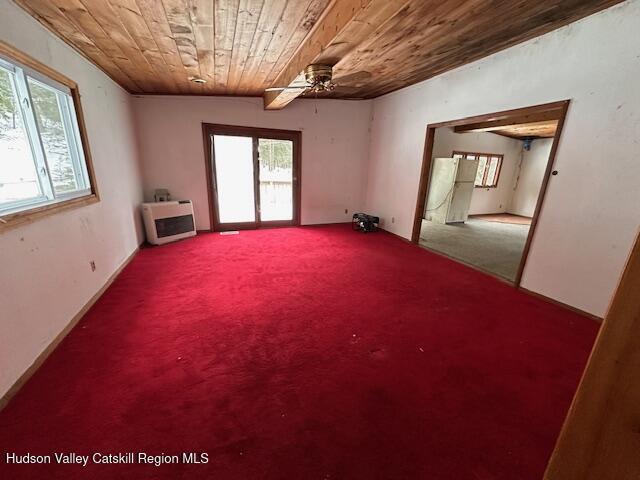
[383,228,602,322]
[301,221,352,227]
[519,287,603,322]
[0,244,141,411]
[380,227,412,243]
[199,222,352,234]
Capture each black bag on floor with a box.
[352,213,379,233]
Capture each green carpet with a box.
[419,218,529,281]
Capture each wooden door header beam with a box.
[264,0,410,110]
[453,108,563,133]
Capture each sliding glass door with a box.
[204,124,300,231]
[213,135,256,225]
[258,138,293,222]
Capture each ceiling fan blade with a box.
[333,70,372,85]
[333,86,359,93]
[265,86,308,93]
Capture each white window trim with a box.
[0,53,92,216]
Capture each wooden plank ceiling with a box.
[13,0,331,95]
[490,120,558,139]
[13,0,623,102]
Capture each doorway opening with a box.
[203,124,301,231]
[412,101,569,285]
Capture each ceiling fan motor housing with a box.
[304,64,335,92]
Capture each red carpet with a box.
[0,225,598,479]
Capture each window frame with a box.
[0,40,98,231]
[452,150,503,188]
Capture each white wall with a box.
[0,0,144,397]
[508,138,553,218]
[432,128,522,215]
[132,96,372,230]
[365,0,640,317]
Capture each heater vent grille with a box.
[155,214,195,238]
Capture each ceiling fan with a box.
[265,64,371,96]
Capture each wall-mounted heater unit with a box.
[142,200,196,245]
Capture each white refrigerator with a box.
[424,157,479,224]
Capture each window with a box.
[0,49,94,219]
[453,151,503,188]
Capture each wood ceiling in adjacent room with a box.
[454,108,560,139]
[13,0,624,99]
[490,121,558,139]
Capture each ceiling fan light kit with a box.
[263,64,371,104]
[304,64,336,92]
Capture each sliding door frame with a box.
[202,123,301,232]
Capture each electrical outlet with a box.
[344,209,348,214]
[391,217,395,223]
[90,261,96,272]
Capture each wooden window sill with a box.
[0,194,100,233]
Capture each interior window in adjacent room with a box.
[453,151,503,188]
